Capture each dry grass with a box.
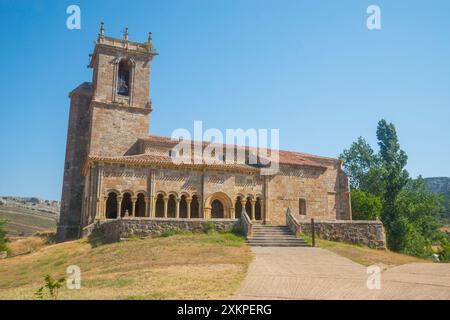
[0,207,57,236]
[316,238,428,269]
[0,233,252,300]
[7,237,48,257]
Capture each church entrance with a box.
[204,192,234,219]
[211,200,224,218]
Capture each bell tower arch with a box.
[87,24,158,156]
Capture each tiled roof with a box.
[88,153,260,172]
[138,134,336,169]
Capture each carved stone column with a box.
[250,199,256,220]
[144,197,150,217]
[163,196,168,218]
[117,196,123,219]
[260,199,264,222]
[150,196,156,217]
[175,198,180,218]
[186,198,192,219]
[240,199,246,215]
[131,196,137,217]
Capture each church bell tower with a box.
[57,24,157,241]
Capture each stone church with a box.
[57,25,352,241]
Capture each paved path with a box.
[233,247,450,300]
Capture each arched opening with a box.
[167,194,176,218]
[191,195,200,218]
[117,59,131,96]
[299,198,307,215]
[121,193,132,217]
[105,192,117,219]
[245,197,252,216]
[235,196,243,219]
[255,197,262,220]
[211,200,224,219]
[135,193,146,217]
[155,194,164,217]
[179,195,188,218]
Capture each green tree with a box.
[376,119,409,250]
[0,219,8,253]
[396,177,444,242]
[350,189,382,220]
[339,137,384,196]
[339,137,377,189]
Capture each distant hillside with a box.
[425,177,450,219]
[425,177,450,197]
[0,196,59,236]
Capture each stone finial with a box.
[123,27,129,41]
[100,21,105,36]
[148,32,153,46]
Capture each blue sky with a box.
[0,0,449,200]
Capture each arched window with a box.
[121,193,132,217]
[155,194,165,217]
[245,197,252,216]
[191,195,200,218]
[299,198,307,215]
[235,197,243,219]
[179,195,188,218]
[211,200,224,218]
[135,193,146,217]
[255,197,262,220]
[168,194,176,218]
[105,192,117,219]
[117,59,131,96]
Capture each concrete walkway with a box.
[233,247,450,300]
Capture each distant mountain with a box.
[425,177,450,197]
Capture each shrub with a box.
[205,221,215,234]
[439,238,450,262]
[160,228,191,238]
[230,225,246,237]
[35,274,66,300]
[0,219,8,253]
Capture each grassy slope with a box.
[0,206,57,236]
[315,238,428,268]
[0,232,252,300]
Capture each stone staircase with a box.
[247,224,310,247]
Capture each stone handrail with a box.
[286,208,301,237]
[241,210,253,237]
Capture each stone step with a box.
[248,238,308,243]
[247,224,309,247]
[247,241,310,247]
[249,236,299,240]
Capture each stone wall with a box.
[88,103,150,157]
[267,163,351,225]
[57,85,93,242]
[83,218,242,241]
[297,219,386,249]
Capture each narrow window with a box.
[117,59,131,96]
[299,199,307,215]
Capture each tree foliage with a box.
[340,119,446,258]
[350,189,382,220]
[0,219,8,253]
